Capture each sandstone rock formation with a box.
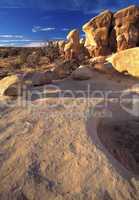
[83,10,113,57]
[94,62,114,74]
[71,65,93,80]
[82,5,139,59]
[64,29,80,60]
[89,56,114,73]
[53,60,79,79]
[107,47,139,77]
[58,40,66,57]
[78,38,90,62]
[0,75,22,96]
[90,56,107,65]
[114,5,139,52]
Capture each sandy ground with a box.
[0,72,139,200]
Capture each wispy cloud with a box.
[0,34,24,39]
[42,27,56,31]
[24,42,47,47]
[32,26,56,32]
[61,28,70,31]
[0,39,32,43]
[0,43,15,47]
[32,26,70,33]
[0,34,34,46]
[52,37,65,40]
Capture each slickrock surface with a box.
[0,99,138,200]
[107,47,139,77]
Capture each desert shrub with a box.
[19,49,31,64]
[26,51,41,67]
[41,41,60,63]
[0,50,9,58]
[8,48,20,57]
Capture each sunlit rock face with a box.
[83,10,113,57]
[0,75,22,96]
[107,47,139,77]
[82,5,139,58]
[64,29,80,60]
[114,5,139,52]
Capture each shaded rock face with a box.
[82,5,139,57]
[64,29,80,60]
[83,10,113,57]
[71,65,93,80]
[53,60,79,79]
[23,71,55,86]
[58,40,66,58]
[114,5,139,51]
[79,38,90,62]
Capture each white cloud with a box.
[32,26,56,33]
[0,43,15,47]
[41,27,56,31]
[52,37,65,40]
[61,28,70,31]
[32,26,71,33]
[0,34,24,39]
[0,39,32,43]
[24,42,47,47]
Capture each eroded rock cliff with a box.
[82,5,139,57]
[114,5,139,51]
[83,10,113,57]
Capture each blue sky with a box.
[0,0,138,47]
